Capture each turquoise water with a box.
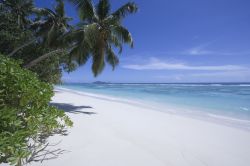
[58,83,250,123]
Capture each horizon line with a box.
[61,81,250,84]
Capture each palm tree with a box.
[32,0,72,48]
[9,0,72,66]
[23,1,72,68]
[0,0,34,28]
[68,0,138,76]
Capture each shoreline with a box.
[30,88,250,166]
[55,87,250,132]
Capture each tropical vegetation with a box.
[0,0,137,165]
[0,55,72,165]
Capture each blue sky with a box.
[35,0,250,83]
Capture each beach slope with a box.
[33,89,250,166]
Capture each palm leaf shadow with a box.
[50,103,96,115]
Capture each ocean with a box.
[58,83,250,129]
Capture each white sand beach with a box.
[32,88,250,166]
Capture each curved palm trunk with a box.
[24,49,65,69]
[8,39,36,57]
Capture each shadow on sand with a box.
[50,103,96,115]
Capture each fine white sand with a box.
[32,88,250,166]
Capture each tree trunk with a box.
[24,49,65,69]
[8,39,36,57]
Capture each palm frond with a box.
[108,34,123,53]
[92,51,105,77]
[91,36,106,76]
[41,8,57,18]
[106,45,119,70]
[111,25,133,47]
[55,0,65,17]
[111,2,138,20]
[84,23,100,49]
[47,23,56,46]
[70,44,90,65]
[68,0,97,21]
[63,28,84,45]
[66,28,90,66]
[96,0,110,20]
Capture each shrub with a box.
[0,55,72,165]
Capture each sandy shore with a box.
[32,88,250,166]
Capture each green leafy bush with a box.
[0,55,72,165]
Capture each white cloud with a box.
[184,41,215,55]
[155,70,250,82]
[123,58,248,71]
[185,48,250,56]
[183,41,250,56]
[186,47,213,55]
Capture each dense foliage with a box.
[0,55,73,165]
[0,0,76,84]
[0,8,32,55]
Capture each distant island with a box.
[93,81,109,84]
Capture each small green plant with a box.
[0,55,72,165]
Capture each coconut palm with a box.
[0,0,34,28]
[68,0,138,76]
[32,0,72,48]
[9,0,72,63]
